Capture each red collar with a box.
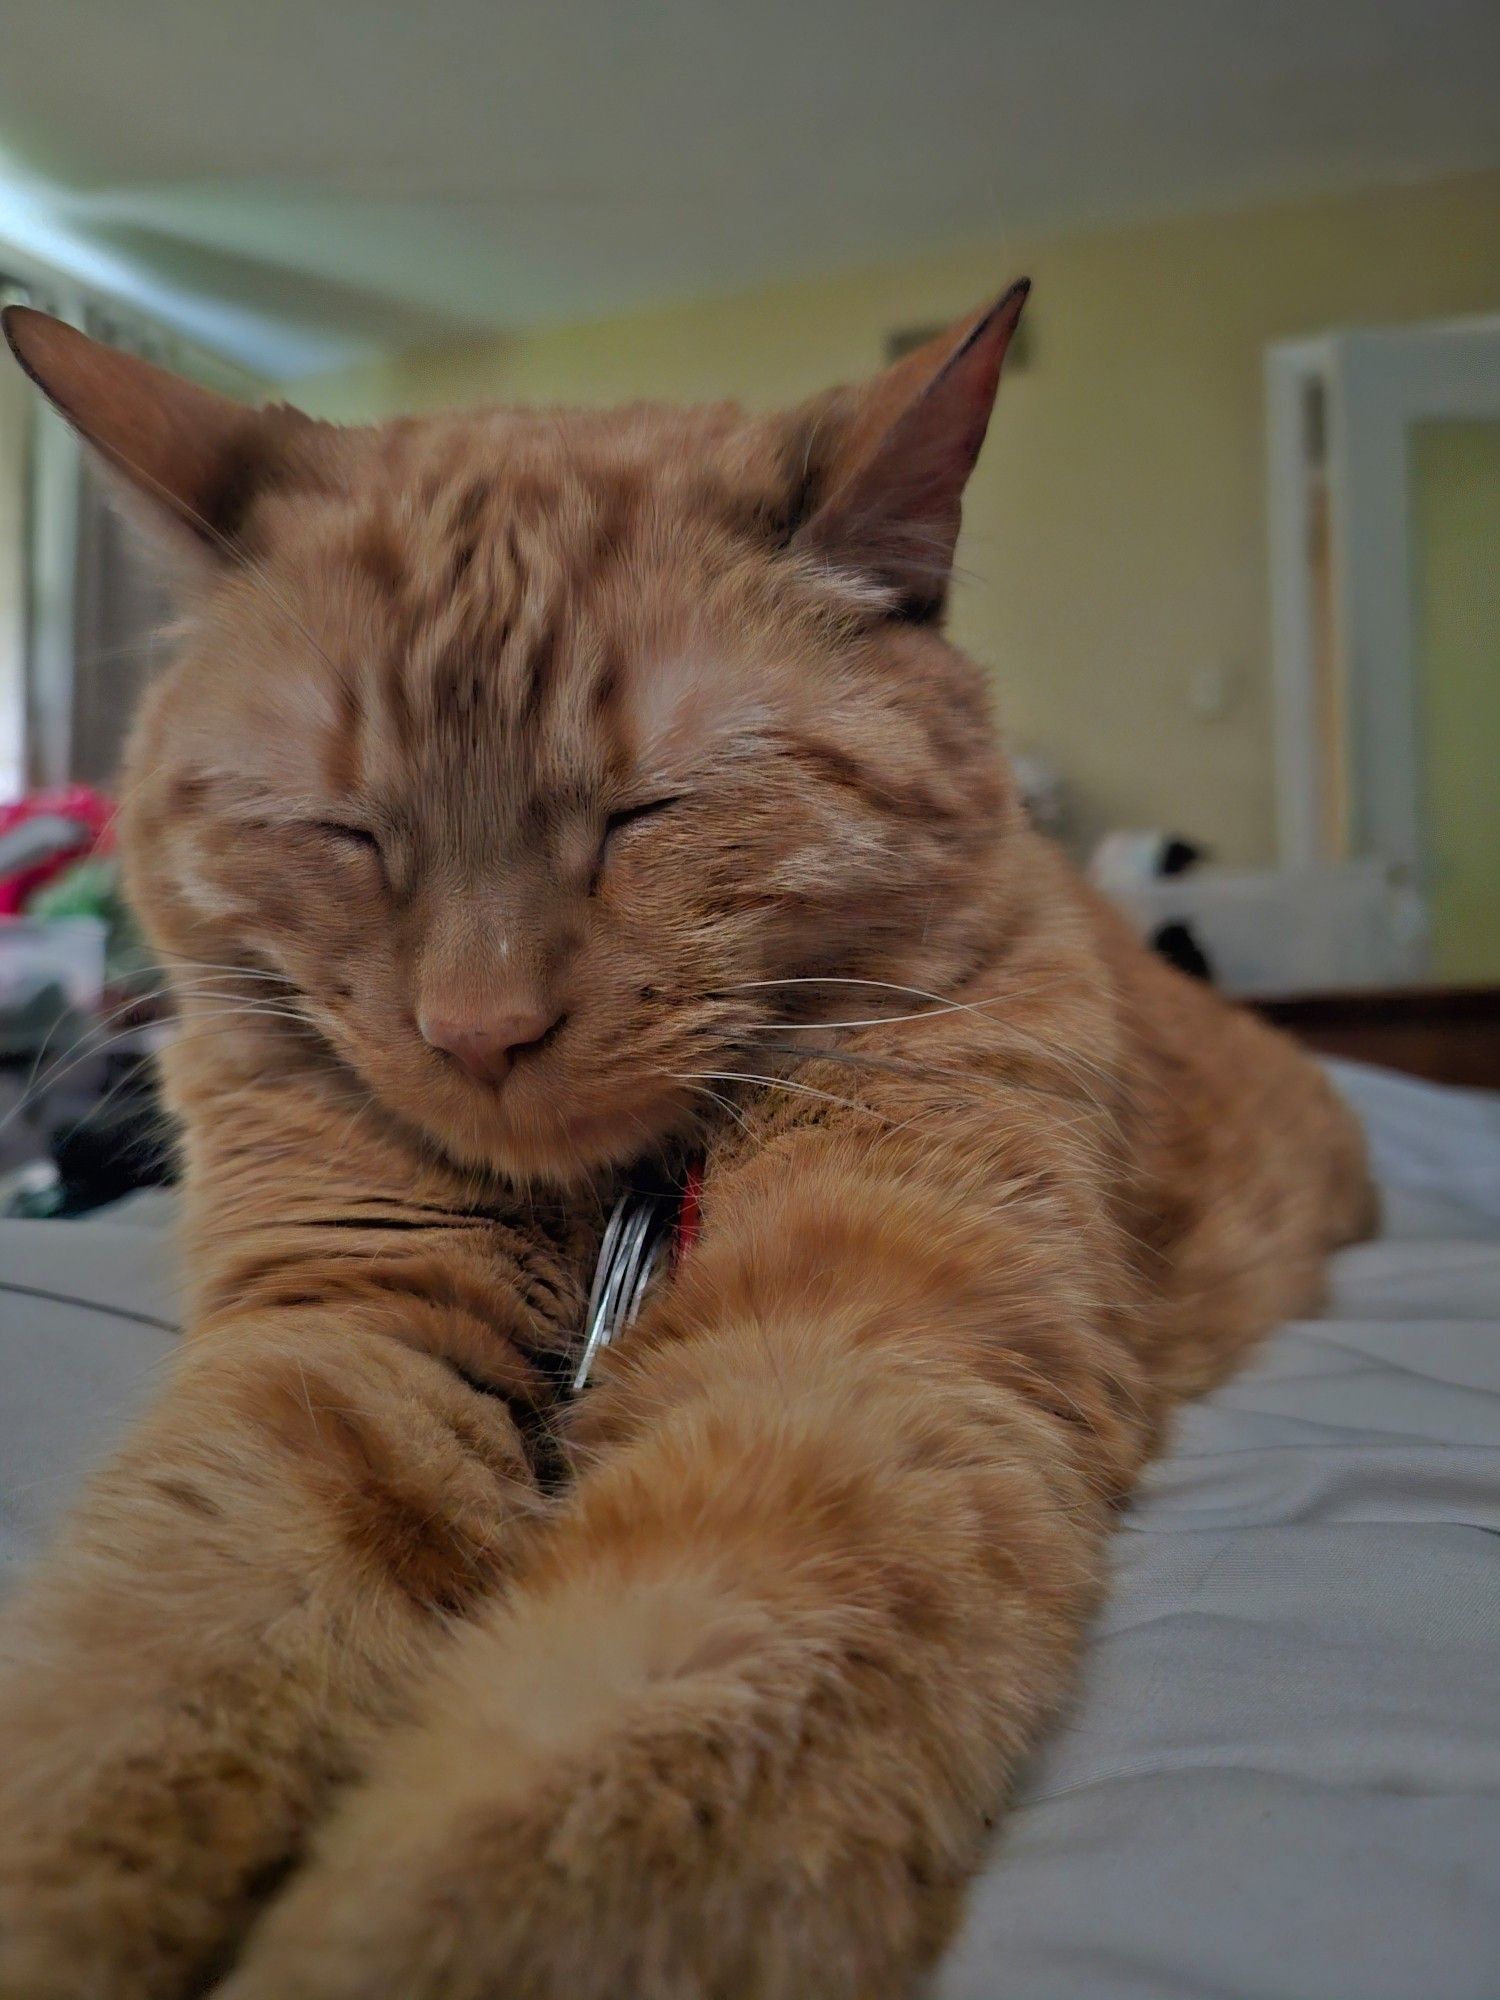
[673,1159,704,1263]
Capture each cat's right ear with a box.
[2,306,302,582]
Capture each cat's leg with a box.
[219,1126,1156,2000]
[0,1300,554,2000]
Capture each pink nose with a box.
[419,1007,560,1085]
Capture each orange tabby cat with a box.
[0,288,1372,2000]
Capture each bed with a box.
[2,1062,1497,1999]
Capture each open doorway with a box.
[1268,317,1500,985]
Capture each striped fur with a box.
[0,295,1372,1999]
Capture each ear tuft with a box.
[789,278,1030,621]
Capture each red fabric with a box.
[0,785,116,915]
[673,1160,704,1264]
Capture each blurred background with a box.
[1,0,1498,1194]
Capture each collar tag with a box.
[571,1190,671,1393]
[571,1165,702,1393]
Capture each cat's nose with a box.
[419,1006,561,1084]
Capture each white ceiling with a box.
[2,0,1498,378]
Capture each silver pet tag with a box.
[571,1188,675,1393]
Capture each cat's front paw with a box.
[0,1649,317,2000]
[215,1728,938,2000]
[0,1834,213,2000]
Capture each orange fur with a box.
[0,292,1372,1999]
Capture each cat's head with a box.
[4,288,1027,1186]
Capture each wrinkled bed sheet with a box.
[2,1062,1497,1999]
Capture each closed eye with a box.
[604,795,682,839]
[591,794,682,893]
[310,820,381,855]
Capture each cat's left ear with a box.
[2,305,309,584]
[790,278,1029,621]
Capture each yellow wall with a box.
[1412,420,1500,983]
[293,173,1500,864]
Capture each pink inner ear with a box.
[794,280,1030,607]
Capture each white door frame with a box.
[1267,318,1500,889]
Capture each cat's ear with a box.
[789,278,1029,621]
[2,305,304,581]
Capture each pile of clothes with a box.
[0,786,170,1213]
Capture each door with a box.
[1268,318,1500,984]
[1410,420,1500,981]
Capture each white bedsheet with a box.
[941,1063,1500,1999]
[2,1066,1497,1999]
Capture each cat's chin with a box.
[403,1079,694,1190]
[326,1022,699,1188]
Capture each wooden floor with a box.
[1254,985,1500,1092]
